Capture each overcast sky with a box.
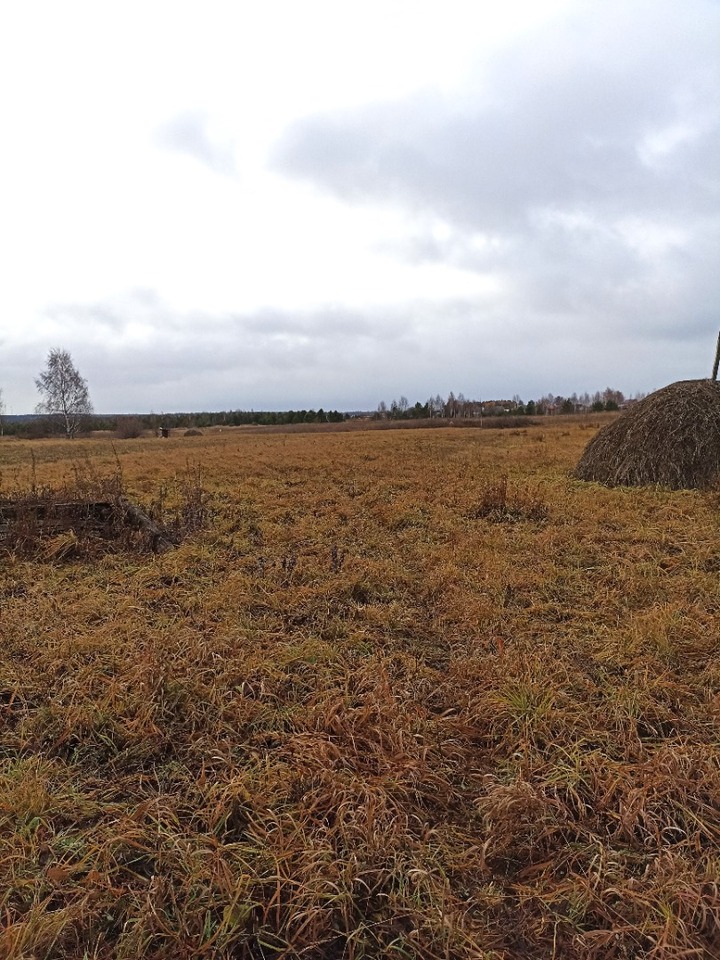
[1,0,718,414]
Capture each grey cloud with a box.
[6,286,718,416]
[237,307,407,342]
[44,302,126,333]
[18,294,422,413]
[78,295,715,413]
[272,3,719,229]
[42,290,185,341]
[271,0,720,348]
[156,111,236,175]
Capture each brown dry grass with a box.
[1,424,719,959]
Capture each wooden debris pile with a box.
[0,495,176,557]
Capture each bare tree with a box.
[35,348,93,438]
[445,391,458,418]
[0,387,5,436]
[428,394,445,418]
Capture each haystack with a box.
[574,379,720,489]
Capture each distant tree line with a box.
[374,387,635,420]
[0,389,634,437]
[145,408,348,429]
[1,406,349,438]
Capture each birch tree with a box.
[35,348,93,438]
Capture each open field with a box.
[1,423,719,959]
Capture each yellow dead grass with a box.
[1,422,719,958]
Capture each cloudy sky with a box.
[1,0,718,414]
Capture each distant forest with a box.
[374,387,630,420]
[0,387,634,438]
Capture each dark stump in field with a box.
[575,379,720,489]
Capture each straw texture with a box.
[575,379,720,489]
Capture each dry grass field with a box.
[1,422,719,959]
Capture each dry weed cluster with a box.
[1,425,719,958]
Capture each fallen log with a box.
[117,497,176,553]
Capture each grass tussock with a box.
[466,474,549,522]
[0,425,719,958]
